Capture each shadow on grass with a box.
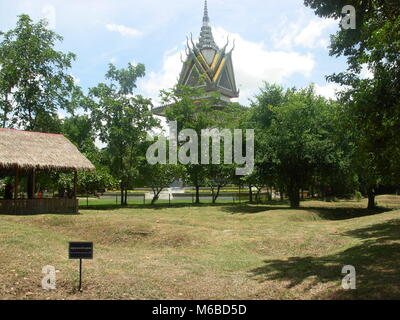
[80,200,392,221]
[221,204,290,215]
[79,202,240,211]
[306,206,390,220]
[221,202,390,219]
[249,219,400,299]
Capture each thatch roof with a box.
[0,128,95,171]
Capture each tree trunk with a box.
[212,186,221,204]
[195,185,200,204]
[120,182,124,206]
[124,189,128,205]
[367,188,376,209]
[248,185,253,203]
[288,184,300,208]
[151,189,161,205]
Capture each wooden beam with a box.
[14,167,19,199]
[27,168,36,199]
[73,170,77,198]
[31,168,36,199]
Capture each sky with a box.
[0,0,350,107]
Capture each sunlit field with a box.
[1,195,400,300]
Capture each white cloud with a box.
[360,64,373,79]
[273,16,337,50]
[314,82,342,100]
[105,24,142,37]
[42,4,56,30]
[138,26,316,106]
[70,74,80,85]
[213,27,315,105]
[138,47,184,105]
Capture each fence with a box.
[0,198,79,215]
[79,191,277,207]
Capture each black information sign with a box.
[69,242,93,259]
[68,242,93,291]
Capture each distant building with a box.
[152,0,239,116]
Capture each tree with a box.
[56,168,117,196]
[0,14,79,131]
[240,83,293,203]
[162,85,218,204]
[205,164,235,204]
[138,162,183,204]
[60,114,118,195]
[250,84,351,208]
[88,63,159,205]
[62,115,97,156]
[304,0,400,207]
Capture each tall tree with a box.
[0,14,79,131]
[88,63,159,205]
[162,85,219,204]
[250,84,351,208]
[304,0,400,207]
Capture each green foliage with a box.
[57,168,117,195]
[87,63,159,204]
[62,115,97,156]
[305,0,400,207]
[138,161,183,204]
[354,191,362,202]
[0,14,80,131]
[162,85,218,203]
[248,83,353,207]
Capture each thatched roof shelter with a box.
[0,128,95,171]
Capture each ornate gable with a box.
[178,1,239,99]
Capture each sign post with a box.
[69,242,93,291]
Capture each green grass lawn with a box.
[1,195,400,300]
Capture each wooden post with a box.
[79,259,82,291]
[73,170,77,198]
[27,168,36,199]
[32,168,36,198]
[14,167,19,199]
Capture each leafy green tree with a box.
[87,63,159,205]
[138,162,183,204]
[59,114,119,196]
[62,115,97,156]
[204,164,235,204]
[162,85,218,204]
[250,84,352,208]
[0,14,79,131]
[304,0,400,207]
[240,83,293,202]
[56,168,117,196]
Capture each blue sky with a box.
[0,0,349,106]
